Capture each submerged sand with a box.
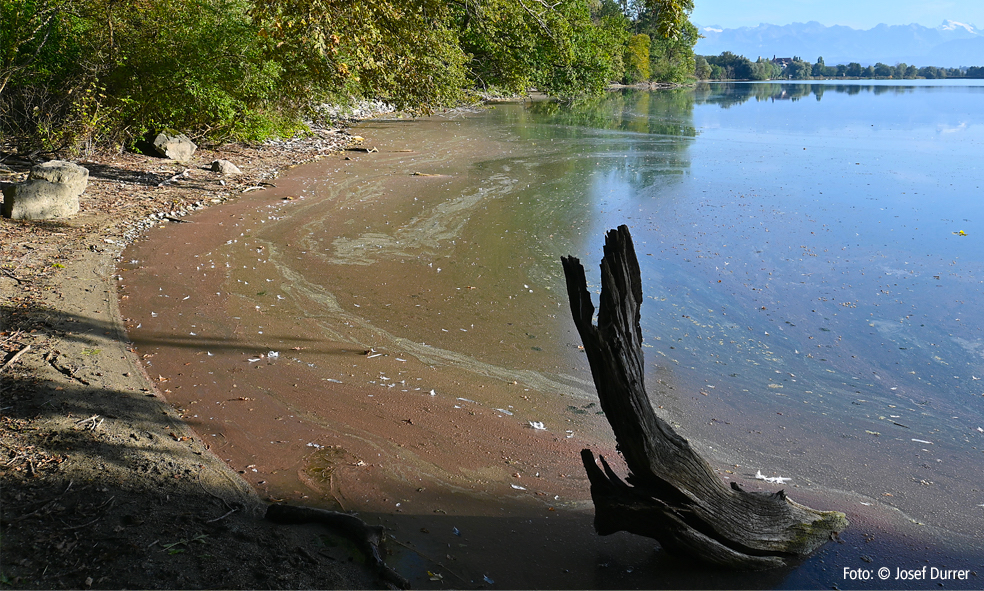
[116,112,982,588]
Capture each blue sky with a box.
[691,0,984,30]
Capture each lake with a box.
[121,81,984,588]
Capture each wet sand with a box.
[120,111,983,588]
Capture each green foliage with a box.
[522,0,628,97]
[2,0,308,151]
[454,0,629,96]
[114,0,307,140]
[745,58,778,80]
[1,0,87,151]
[455,0,541,94]
[699,52,973,82]
[627,0,697,83]
[1,0,700,152]
[630,0,694,40]
[694,55,710,80]
[249,0,468,111]
[703,52,753,80]
[1,0,61,95]
[623,34,651,83]
[784,58,814,79]
[648,19,696,83]
[873,62,893,77]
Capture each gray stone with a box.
[210,159,241,175]
[153,132,197,161]
[2,160,89,220]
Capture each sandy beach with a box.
[4,109,982,590]
[1,131,396,589]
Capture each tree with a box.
[648,19,697,83]
[627,0,698,83]
[452,0,629,97]
[1,0,87,150]
[704,51,753,79]
[0,0,64,96]
[250,0,469,111]
[624,33,651,83]
[2,0,313,150]
[873,62,893,77]
[2,0,701,152]
[630,0,695,40]
[784,58,812,79]
[749,58,775,80]
[694,54,710,80]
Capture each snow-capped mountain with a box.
[694,20,984,67]
[939,19,976,34]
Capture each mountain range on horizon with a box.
[694,20,984,68]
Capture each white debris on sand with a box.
[755,470,791,485]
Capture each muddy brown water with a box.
[121,95,982,588]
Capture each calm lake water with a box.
[122,81,983,588]
[579,80,984,549]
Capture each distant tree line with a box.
[1,0,700,154]
[695,52,984,81]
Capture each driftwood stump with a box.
[562,225,848,570]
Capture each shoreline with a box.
[5,103,983,589]
[1,129,398,589]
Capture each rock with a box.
[2,160,89,220]
[152,132,197,161]
[210,159,241,175]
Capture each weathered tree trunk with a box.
[562,225,847,570]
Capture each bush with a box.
[1,0,697,153]
[2,0,307,152]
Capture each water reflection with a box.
[591,81,984,545]
[489,82,983,567]
[692,81,960,106]
[511,81,984,546]
[524,90,698,138]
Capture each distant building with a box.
[772,56,793,68]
